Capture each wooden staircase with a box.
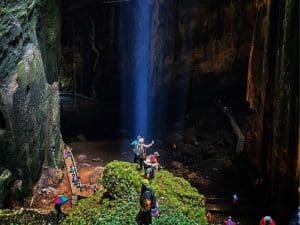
[215,101,245,154]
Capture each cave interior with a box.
[0,0,298,224]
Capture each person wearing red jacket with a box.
[259,216,276,225]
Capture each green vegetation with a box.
[0,209,58,225]
[0,161,207,224]
[62,161,207,225]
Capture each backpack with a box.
[131,141,140,155]
[145,166,155,179]
[141,189,155,212]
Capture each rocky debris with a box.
[39,187,58,195]
[89,167,104,184]
[171,161,184,169]
[78,163,91,168]
[0,0,62,205]
[91,158,103,162]
[187,172,197,180]
[77,134,87,142]
[77,154,88,162]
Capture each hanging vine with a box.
[88,16,100,72]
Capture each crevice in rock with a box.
[0,111,6,130]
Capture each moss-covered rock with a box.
[0,208,58,225]
[0,0,62,206]
[62,161,207,225]
[102,160,141,199]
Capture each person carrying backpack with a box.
[131,135,142,163]
[144,165,155,181]
[136,179,157,225]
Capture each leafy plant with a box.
[62,161,207,225]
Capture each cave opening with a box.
[0,0,298,223]
[59,0,258,223]
[57,1,298,224]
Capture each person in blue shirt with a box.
[131,135,142,163]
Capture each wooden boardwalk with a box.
[64,147,93,198]
[205,197,264,213]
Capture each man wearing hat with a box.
[131,135,142,163]
[144,152,161,181]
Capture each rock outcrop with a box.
[245,0,299,221]
[0,0,62,206]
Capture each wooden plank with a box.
[64,148,93,198]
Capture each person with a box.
[69,164,76,174]
[206,211,212,223]
[54,203,63,220]
[232,194,239,205]
[144,165,155,181]
[93,185,98,194]
[289,206,300,225]
[259,216,276,225]
[137,138,154,170]
[224,216,236,225]
[131,135,142,163]
[136,179,156,225]
[73,175,79,185]
[148,152,160,164]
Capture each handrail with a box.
[59,92,97,102]
[214,101,245,154]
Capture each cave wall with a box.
[0,0,62,206]
[245,0,299,220]
[154,0,256,104]
[60,1,119,99]
[146,0,256,136]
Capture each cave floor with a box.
[18,105,260,224]
[17,138,260,224]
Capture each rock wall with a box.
[245,0,299,221]
[153,0,256,103]
[0,0,62,206]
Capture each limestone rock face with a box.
[245,0,299,221]
[0,0,62,206]
[0,170,12,208]
[150,0,256,98]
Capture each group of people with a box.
[131,135,161,180]
[130,136,278,225]
[131,135,160,225]
[65,148,82,189]
[206,214,276,225]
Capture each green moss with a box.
[0,209,58,225]
[62,161,207,225]
[102,160,141,199]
